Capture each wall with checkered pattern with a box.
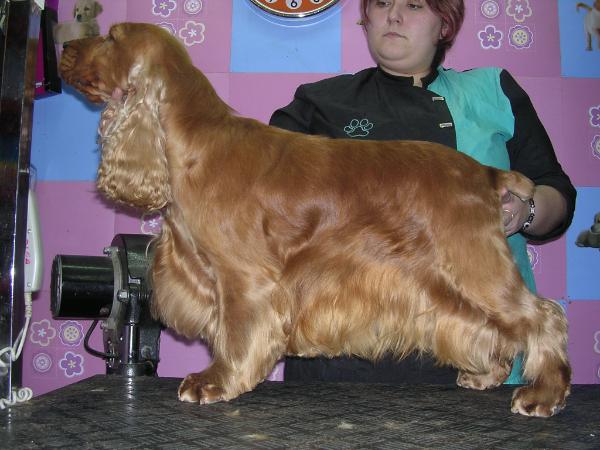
[23,0,600,395]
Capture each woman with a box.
[269,0,576,384]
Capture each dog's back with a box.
[183,125,531,367]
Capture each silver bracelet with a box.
[521,198,535,231]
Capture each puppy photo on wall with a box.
[576,212,600,248]
[53,0,103,45]
[576,1,600,50]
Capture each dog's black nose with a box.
[63,41,70,49]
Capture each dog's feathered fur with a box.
[60,23,571,417]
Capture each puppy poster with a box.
[558,0,600,77]
[53,0,104,45]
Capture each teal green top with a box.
[271,65,569,383]
[430,66,536,294]
[430,67,531,383]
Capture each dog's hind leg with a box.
[454,290,570,416]
[457,360,512,390]
[424,287,517,391]
[510,298,571,417]
[431,226,570,415]
[429,279,570,416]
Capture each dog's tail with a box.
[492,169,534,202]
[576,2,592,12]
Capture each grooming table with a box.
[2,376,599,449]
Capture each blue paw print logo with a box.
[344,118,373,137]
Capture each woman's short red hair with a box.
[360,0,465,68]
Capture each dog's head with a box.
[60,23,179,210]
[73,0,103,22]
[60,22,189,104]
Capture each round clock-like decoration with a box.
[249,0,340,18]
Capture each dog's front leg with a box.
[178,290,287,404]
[178,359,231,404]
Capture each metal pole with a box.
[0,0,41,401]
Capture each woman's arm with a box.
[501,185,567,238]
[500,70,576,241]
[269,85,314,133]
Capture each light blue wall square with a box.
[230,0,342,73]
[567,187,600,300]
[31,86,101,181]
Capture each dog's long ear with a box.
[97,64,171,210]
[93,1,103,17]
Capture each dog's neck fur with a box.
[156,65,240,202]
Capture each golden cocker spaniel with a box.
[60,23,570,417]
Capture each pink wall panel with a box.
[22,182,115,395]
[205,73,231,104]
[229,73,331,124]
[23,344,103,396]
[447,0,561,76]
[342,0,562,78]
[341,0,372,73]
[529,238,567,301]
[36,181,117,291]
[126,0,232,73]
[568,301,600,384]
[23,296,106,396]
[559,78,600,187]
[516,76,566,162]
[157,331,212,378]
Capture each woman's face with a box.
[365,0,445,78]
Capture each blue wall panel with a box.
[32,86,101,181]
[567,187,600,300]
[230,0,342,73]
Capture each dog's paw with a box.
[511,385,570,417]
[457,371,498,390]
[178,373,225,405]
[457,362,511,390]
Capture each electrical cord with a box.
[0,292,34,409]
[84,319,116,359]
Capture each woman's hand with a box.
[501,188,531,237]
[501,183,568,238]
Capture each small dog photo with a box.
[576,1,600,50]
[53,0,103,45]
[576,212,600,248]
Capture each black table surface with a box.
[1,375,599,449]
